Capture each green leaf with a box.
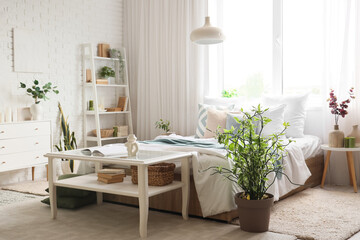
[34,80,39,85]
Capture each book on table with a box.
[81,144,127,157]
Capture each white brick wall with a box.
[0,0,124,184]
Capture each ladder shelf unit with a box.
[82,43,133,147]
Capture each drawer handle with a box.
[1,146,5,149]
[35,142,39,145]
[34,128,39,130]
[35,156,40,159]
[1,161,5,164]
[0,130,4,134]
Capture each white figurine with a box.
[125,134,139,157]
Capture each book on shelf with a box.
[97,168,126,179]
[97,176,124,184]
[86,69,92,82]
[97,172,126,180]
[96,79,108,85]
[81,144,127,157]
[97,43,110,57]
[117,96,128,111]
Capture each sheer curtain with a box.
[124,0,208,140]
[322,0,360,184]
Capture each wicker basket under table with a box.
[131,163,176,186]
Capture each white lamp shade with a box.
[190,16,225,45]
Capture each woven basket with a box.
[92,129,113,138]
[131,163,175,186]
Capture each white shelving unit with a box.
[81,43,133,147]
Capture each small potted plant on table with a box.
[213,105,293,232]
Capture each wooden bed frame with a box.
[104,154,324,223]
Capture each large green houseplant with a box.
[213,105,293,232]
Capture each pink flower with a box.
[327,88,355,125]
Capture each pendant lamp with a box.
[190,16,225,45]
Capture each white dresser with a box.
[0,120,52,180]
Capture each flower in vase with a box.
[327,88,355,125]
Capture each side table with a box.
[320,144,359,192]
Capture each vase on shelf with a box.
[329,124,344,148]
[30,103,43,120]
[347,125,360,145]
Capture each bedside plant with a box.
[19,80,59,120]
[155,119,171,134]
[213,105,293,232]
[55,102,77,174]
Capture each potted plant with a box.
[155,119,172,135]
[99,66,115,84]
[54,102,77,174]
[327,88,355,147]
[19,80,59,120]
[213,105,293,232]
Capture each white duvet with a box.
[139,134,314,217]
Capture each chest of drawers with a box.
[0,121,52,180]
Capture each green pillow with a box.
[45,174,94,198]
[41,193,96,209]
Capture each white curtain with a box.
[322,0,360,185]
[124,0,208,140]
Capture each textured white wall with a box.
[0,0,123,184]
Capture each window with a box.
[209,0,324,103]
[283,0,323,97]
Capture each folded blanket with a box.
[140,137,224,149]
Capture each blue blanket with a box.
[140,138,224,149]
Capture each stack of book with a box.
[97,169,126,184]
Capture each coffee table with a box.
[320,144,359,192]
[45,149,193,238]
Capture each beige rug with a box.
[1,180,49,196]
[269,188,360,240]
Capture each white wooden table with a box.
[45,149,192,238]
[320,144,360,192]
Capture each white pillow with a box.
[195,103,234,138]
[260,104,287,138]
[262,93,309,138]
[204,96,244,111]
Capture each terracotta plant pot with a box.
[235,192,274,232]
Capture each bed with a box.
[103,134,324,222]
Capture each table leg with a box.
[321,150,332,188]
[346,152,353,185]
[95,162,103,205]
[346,151,358,193]
[181,157,190,220]
[138,165,149,238]
[48,157,57,219]
[32,167,35,181]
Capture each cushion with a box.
[226,112,243,133]
[204,96,243,111]
[45,174,94,198]
[41,193,96,209]
[260,104,287,138]
[262,93,309,138]
[195,103,234,138]
[203,108,228,138]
